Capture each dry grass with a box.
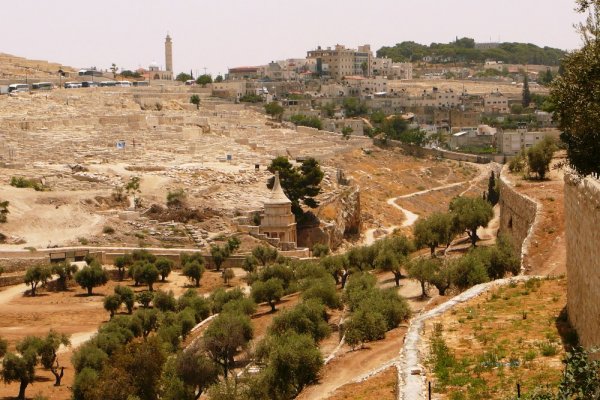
[423,278,574,399]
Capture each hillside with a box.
[377,37,566,66]
[0,52,77,80]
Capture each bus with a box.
[99,81,117,87]
[32,82,53,90]
[133,81,149,87]
[8,83,29,93]
[114,81,131,87]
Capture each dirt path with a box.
[298,274,429,400]
[298,327,407,400]
[0,282,28,305]
[362,180,469,246]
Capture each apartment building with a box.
[227,67,261,81]
[484,91,510,113]
[371,57,413,79]
[411,88,461,108]
[307,44,373,80]
[497,127,561,155]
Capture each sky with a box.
[0,0,588,77]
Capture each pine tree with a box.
[487,171,499,206]
[522,74,531,107]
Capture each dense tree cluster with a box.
[377,38,566,66]
[267,157,324,220]
[343,273,411,349]
[550,1,600,176]
[289,114,322,130]
[408,234,520,296]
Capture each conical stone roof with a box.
[266,172,291,205]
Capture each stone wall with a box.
[498,167,539,269]
[375,139,491,164]
[564,172,600,349]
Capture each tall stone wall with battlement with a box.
[564,171,600,349]
[498,167,539,270]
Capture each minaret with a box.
[165,34,173,73]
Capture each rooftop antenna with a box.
[203,67,208,75]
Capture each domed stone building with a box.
[146,34,173,80]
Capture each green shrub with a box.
[290,114,322,130]
[10,176,48,191]
[539,341,558,357]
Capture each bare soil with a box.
[0,269,243,400]
[504,156,567,276]
[421,278,572,399]
[328,367,397,400]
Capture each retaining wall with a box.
[564,172,600,349]
[498,168,539,269]
[375,139,491,164]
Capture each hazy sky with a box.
[0,0,587,77]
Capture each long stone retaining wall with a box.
[374,139,491,164]
[498,167,540,270]
[564,171,600,350]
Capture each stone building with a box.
[144,34,174,81]
[307,44,373,81]
[259,173,297,249]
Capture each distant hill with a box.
[0,53,76,80]
[377,37,566,66]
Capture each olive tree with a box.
[251,278,285,312]
[252,245,279,266]
[51,261,78,291]
[2,336,41,399]
[104,294,122,319]
[182,260,205,287]
[24,265,51,296]
[210,244,230,272]
[114,254,133,281]
[176,346,220,399]
[38,330,71,386]
[138,263,160,291]
[203,311,253,378]
[413,212,456,256]
[259,331,323,398]
[527,137,557,180]
[449,196,494,247]
[74,262,109,295]
[154,258,174,282]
